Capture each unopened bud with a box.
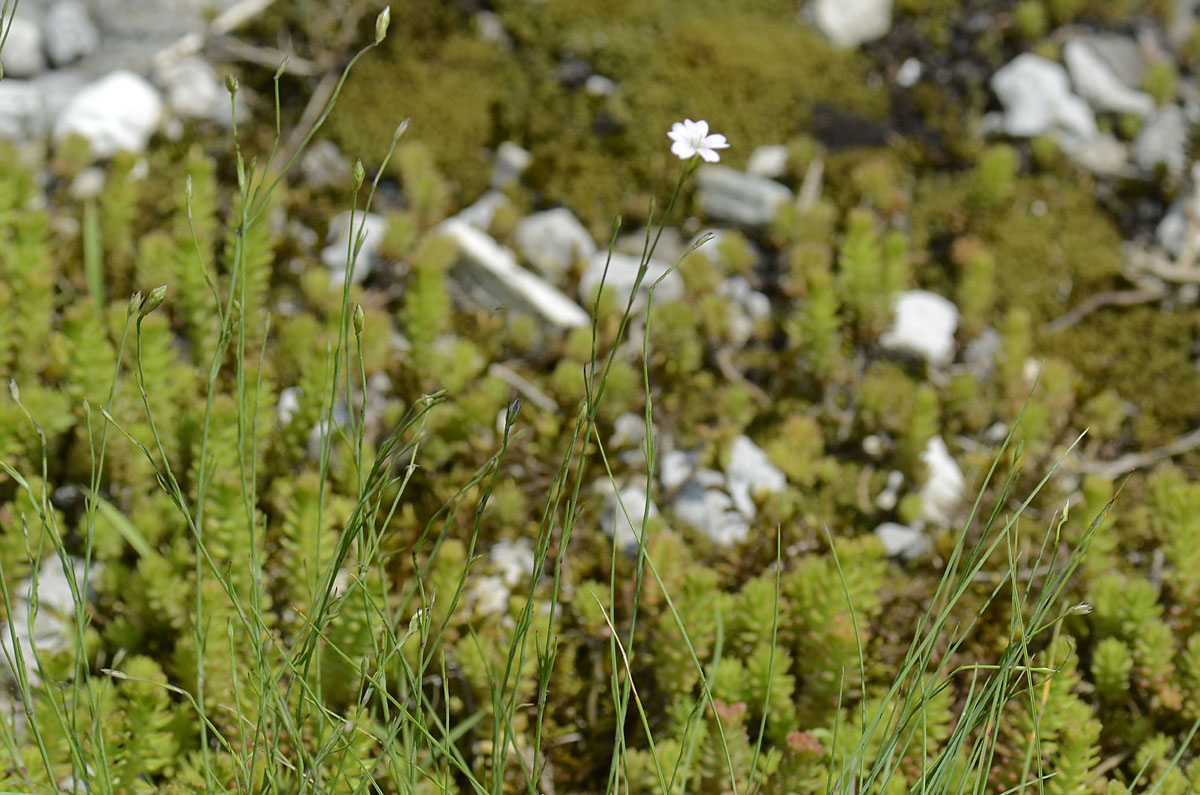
[393,118,409,144]
[274,55,289,80]
[353,160,365,192]
[8,380,18,401]
[225,73,239,95]
[140,285,167,317]
[353,304,365,336]
[1068,602,1092,616]
[375,6,390,44]
[128,291,144,317]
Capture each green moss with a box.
[330,31,519,202]
[1044,305,1200,438]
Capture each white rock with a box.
[1132,106,1188,177]
[34,69,87,127]
[490,538,535,587]
[880,290,959,366]
[579,251,681,310]
[42,0,99,66]
[696,165,793,228]
[456,189,512,230]
[585,74,617,96]
[719,276,771,346]
[660,448,700,492]
[0,16,45,78]
[53,71,163,158]
[726,435,786,519]
[0,80,47,141]
[990,54,1096,138]
[469,575,510,616]
[896,57,922,87]
[610,412,647,449]
[1058,131,1128,177]
[0,558,92,687]
[322,211,388,284]
[156,55,226,123]
[600,483,661,551]
[439,217,590,329]
[492,141,531,189]
[919,437,965,526]
[69,167,106,200]
[474,10,511,48]
[514,207,597,281]
[672,479,751,547]
[874,522,931,560]
[277,386,302,424]
[875,470,904,511]
[1073,35,1146,89]
[1064,38,1154,116]
[1157,202,1193,255]
[299,140,350,191]
[746,145,789,179]
[810,0,893,48]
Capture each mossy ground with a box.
[2,0,1200,791]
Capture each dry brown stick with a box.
[1080,425,1200,479]
[1043,283,1168,334]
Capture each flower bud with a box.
[353,160,365,192]
[139,285,167,318]
[393,118,409,144]
[225,73,239,95]
[8,379,18,401]
[353,304,365,336]
[375,6,390,44]
[128,291,144,317]
[274,55,289,80]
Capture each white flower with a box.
[668,119,729,163]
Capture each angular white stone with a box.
[0,80,46,141]
[156,55,227,123]
[43,0,99,66]
[991,54,1096,138]
[439,217,590,329]
[726,435,786,519]
[469,575,509,616]
[54,71,163,158]
[514,207,597,281]
[746,144,789,179]
[600,482,660,552]
[880,290,959,367]
[580,251,681,310]
[919,437,965,526]
[489,538,536,588]
[0,16,45,78]
[810,0,893,48]
[0,558,93,687]
[672,479,750,547]
[1064,39,1154,116]
[696,165,793,228]
[1132,106,1188,177]
[875,522,931,560]
[456,189,511,231]
[322,211,387,285]
[492,141,531,188]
